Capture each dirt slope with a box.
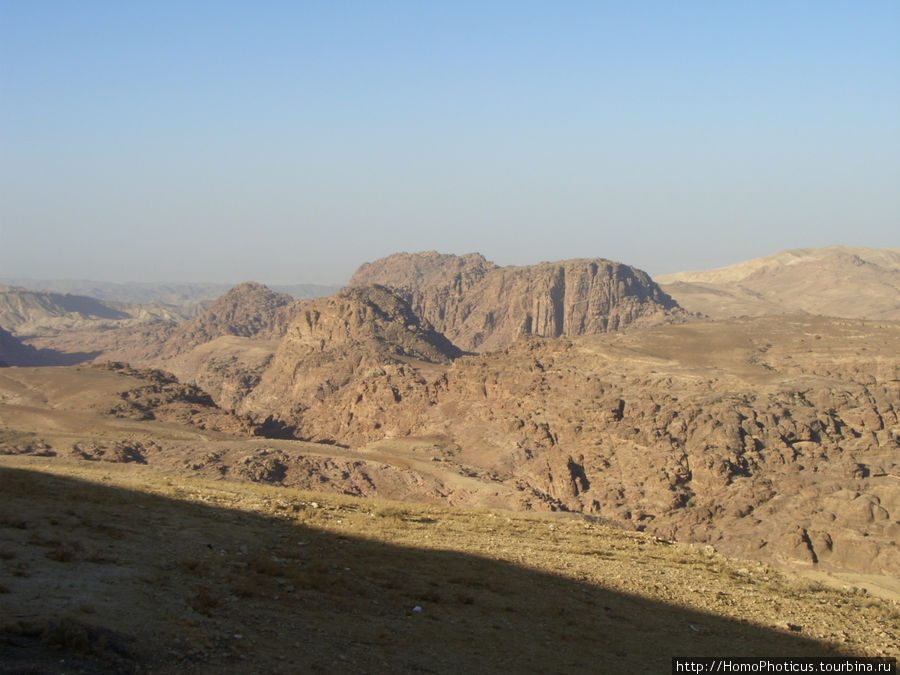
[657,246,900,319]
[1,459,896,673]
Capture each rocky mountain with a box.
[122,274,897,575]
[348,251,685,352]
[0,280,343,344]
[240,285,461,440]
[270,315,899,575]
[161,281,296,354]
[8,256,898,578]
[109,282,302,412]
[656,246,900,319]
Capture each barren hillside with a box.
[657,246,900,319]
[241,314,899,576]
[7,257,899,583]
[0,364,897,671]
[0,286,130,336]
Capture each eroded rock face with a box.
[83,283,301,412]
[348,252,684,352]
[21,264,897,577]
[239,285,460,442]
[253,315,900,576]
[164,281,296,352]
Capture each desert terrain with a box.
[656,246,900,320]
[1,247,898,671]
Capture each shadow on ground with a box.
[0,466,846,674]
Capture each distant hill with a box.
[0,280,341,339]
[0,286,131,336]
[348,251,685,352]
[162,282,296,354]
[0,279,341,305]
[656,246,900,320]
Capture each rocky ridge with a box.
[0,286,130,336]
[348,251,685,352]
[160,281,296,354]
[237,315,900,575]
[240,285,461,441]
[7,254,899,578]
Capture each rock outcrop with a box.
[348,251,685,352]
[163,281,296,353]
[11,257,898,577]
[246,314,899,575]
[240,285,461,442]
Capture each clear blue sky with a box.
[2,1,898,283]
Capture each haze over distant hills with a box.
[0,279,341,306]
[656,246,900,320]
[0,281,342,339]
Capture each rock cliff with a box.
[239,285,461,441]
[348,251,684,352]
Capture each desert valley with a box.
[1,245,898,672]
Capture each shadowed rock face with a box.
[348,252,685,352]
[0,326,38,366]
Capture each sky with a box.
[1,1,898,284]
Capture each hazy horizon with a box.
[1,244,898,291]
[2,2,898,284]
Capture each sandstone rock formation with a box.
[76,283,303,412]
[161,281,296,354]
[240,285,461,441]
[348,251,685,352]
[8,257,898,578]
[236,314,899,575]
[656,246,900,320]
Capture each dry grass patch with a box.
[0,456,897,673]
